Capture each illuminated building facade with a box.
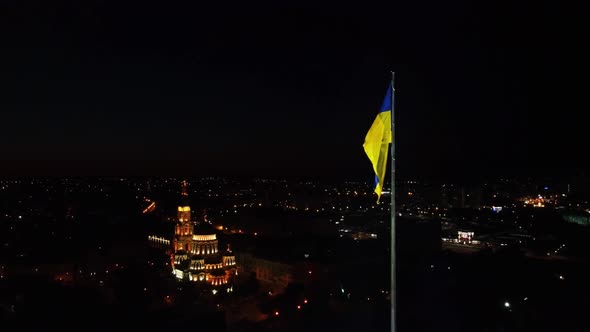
[442,230,481,246]
[171,181,237,287]
[457,231,474,244]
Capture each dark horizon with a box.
[1,0,587,178]
[1,169,589,190]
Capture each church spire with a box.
[177,180,191,223]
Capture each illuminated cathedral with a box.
[171,181,237,287]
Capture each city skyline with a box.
[1,175,589,331]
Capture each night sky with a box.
[1,0,586,180]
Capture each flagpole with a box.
[390,71,397,332]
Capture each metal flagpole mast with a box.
[390,71,397,332]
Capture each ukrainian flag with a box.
[363,83,393,203]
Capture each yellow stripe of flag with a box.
[363,83,392,203]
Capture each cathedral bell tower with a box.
[177,180,191,222]
[175,180,193,252]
